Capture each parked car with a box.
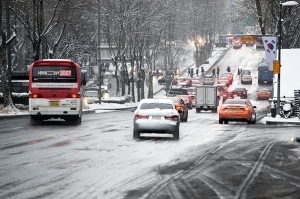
[219,98,256,124]
[202,75,215,85]
[158,77,166,85]
[132,98,180,140]
[160,96,188,122]
[221,91,238,103]
[257,88,272,100]
[233,87,248,99]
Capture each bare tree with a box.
[0,0,15,109]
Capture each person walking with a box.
[237,68,241,78]
[216,66,220,77]
[212,67,216,78]
[190,68,194,78]
[201,67,204,76]
[188,68,191,77]
[196,68,199,77]
[227,66,231,72]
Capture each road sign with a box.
[273,60,280,74]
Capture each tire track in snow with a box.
[234,139,279,199]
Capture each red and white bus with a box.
[29,59,86,125]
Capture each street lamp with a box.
[276,1,298,118]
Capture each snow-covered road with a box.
[1,45,300,199]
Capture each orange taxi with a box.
[219,98,256,124]
[257,88,271,100]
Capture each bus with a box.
[258,62,273,85]
[29,59,86,125]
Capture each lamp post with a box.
[276,1,298,117]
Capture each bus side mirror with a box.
[82,79,86,86]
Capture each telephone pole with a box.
[97,0,102,104]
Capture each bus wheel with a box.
[30,116,42,125]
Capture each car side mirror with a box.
[131,107,137,112]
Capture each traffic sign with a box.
[273,60,280,74]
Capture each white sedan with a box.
[83,90,99,105]
[132,98,180,140]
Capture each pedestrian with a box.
[188,68,191,77]
[237,68,241,77]
[212,68,216,77]
[227,66,231,72]
[196,68,199,77]
[201,67,204,76]
[216,66,220,77]
[190,68,194,78]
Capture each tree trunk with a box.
[255,0,265,35]
[131,60,135,102]
[0,2,15,109]
[141,70,145,100]
[147,71,153,98]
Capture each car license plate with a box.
[152,116,161,120]
[49,101,60,106]
[203,106,207,108]
[229,108,238,112]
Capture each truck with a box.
[195,85,219,113]
[258,62,273,85]
[240,35,255,47]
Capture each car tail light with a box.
[233,94,238,97]
[66,94,81,98]
[29,94,43,98]
[241,107,249,111]
[223,94,227,97]
[165,115,178,120]
[220,106,227,110]
[135,114,149,119]
[243,92,246,94]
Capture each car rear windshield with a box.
[235,88,245,91]
[224,100,246,105]
[140,103,173,110]
[85,91,98,97]
[170,88,188,95]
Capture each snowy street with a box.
[1,45,300,199]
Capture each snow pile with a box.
[85,101,138,110]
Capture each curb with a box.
[0,109,100,120]
[266,120,300,125]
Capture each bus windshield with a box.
[32,66,77,83]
